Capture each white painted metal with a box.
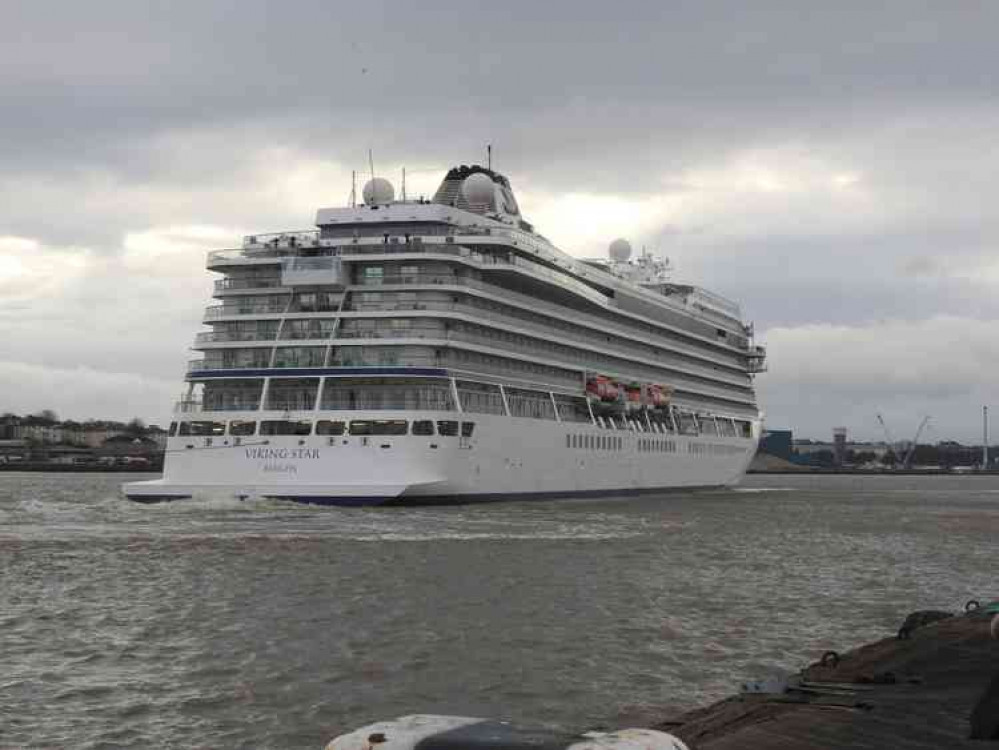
[325,715,482,750]
[124,410,760,503]
[323,716,689,750]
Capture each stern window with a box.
[316,420,346,436]
[436,420,459,437]
[460,422,475,437]
[350,420,408,436]
[229,420,256,436]
[412,420,435,436]
[189,421,225,436]
[261,420,312,436]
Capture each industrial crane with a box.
[876,413,897,464]
[877,413,931,469]
[902,416,931,469]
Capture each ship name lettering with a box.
[244,448,320,460]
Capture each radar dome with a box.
[609,238,632,262]
[362,177,395,205]
[461,172,495,206]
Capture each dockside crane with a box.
[876,413,897,464]
[902,416,931,469]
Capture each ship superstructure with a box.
[125,164,766,505]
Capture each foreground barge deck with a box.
[656,605,999,749]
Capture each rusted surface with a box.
[654,610,999,750]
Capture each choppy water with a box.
[2,473,997,749]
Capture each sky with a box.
[1,0,997,442]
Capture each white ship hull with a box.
[124,411,761,506]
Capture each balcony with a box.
[747,345,768,373]
[243,230,320,249]
[281,256,345,287]
[213,277,284,294]
[189,359,271,373]
[194,331,279,345]
[204,302,289,320]
[352,275,747,368]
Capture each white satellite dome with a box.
[461,172,496,206]
[362,177,395,205]
[609,238,632,262]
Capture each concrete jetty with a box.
[654,605,999,748]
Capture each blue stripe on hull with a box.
[126,494,193,504]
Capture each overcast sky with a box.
[2,1,997,442]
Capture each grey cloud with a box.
[3,1,999,439]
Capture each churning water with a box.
[2,473,997,749]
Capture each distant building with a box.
[833,427,847,467]
[759,429,793,460]
[81,427,124,448]
[0,416,22,440]
[21,424,65,444]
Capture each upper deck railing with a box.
[207,228,744,331]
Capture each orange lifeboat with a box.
[586,375,621,403]
[648,384,674,408]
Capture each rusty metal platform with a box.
[655,609,999,749]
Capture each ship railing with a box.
[195,331,279,344]
[208,235,610,305]
[747,344,768,373]
[442,303,748,385]
[439,330,750,400]
[336,313,747,388]
[174,399,265,413]
[688,287,741,317]
[320,327,750,398]
[203,302,290,320]
[354,275,747,364]
[185,355,582,394]
[242,230,320,249]
[214,277,283,293]
[191,360,273,372]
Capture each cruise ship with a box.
[124,164,766,505]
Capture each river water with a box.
[2,473,996,749]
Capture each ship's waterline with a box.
[125,163,765,504]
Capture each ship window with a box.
[350,420,408,436]
[168,421,178,437]
[228,420,256,436]
[261,420,312,436]
[178,422,191,436]
[460,422,475,437]
[188,421,225,436]
[316,420,346,435]
[412,420,435,436]
[436,420,459,437]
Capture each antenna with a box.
[487,144,492,170]
[402,167,407,202]
[985,405,990,470]
[350,170,356,207]
[368,149,376,182]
